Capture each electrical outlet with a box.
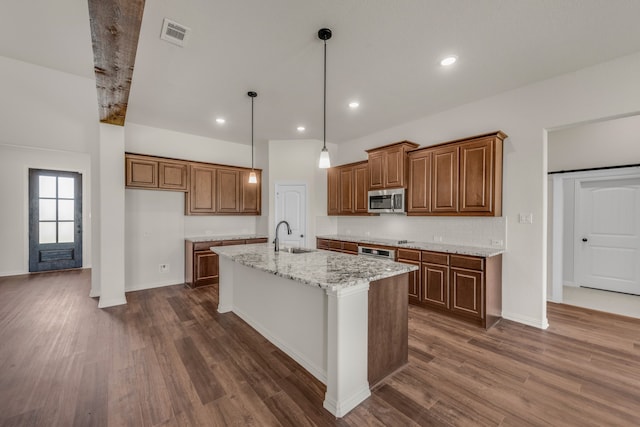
[433,235,443,242]
[491,239,504,247]
[518,213,533,224]
[159,264,170,273]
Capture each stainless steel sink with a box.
[281,247,316,254]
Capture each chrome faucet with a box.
[274,220,292,252]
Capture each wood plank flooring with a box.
[1,269,639,426]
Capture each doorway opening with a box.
[29,169,83,272]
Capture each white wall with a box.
[0,55,99,277]
[549,114,640,172]
[336,51,640,329]
[123,123,261,291]
[267,139,337,245]
[0,145,92,276]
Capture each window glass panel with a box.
[58,200,74,221]
[39,199,56,221]
[58,177,75,199]
[39,176,56,198]
[58,222,74,243]
[39,222,56,244]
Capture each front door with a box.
[275,183,306,248]
[575,177,640,295]
[29,169,83,272]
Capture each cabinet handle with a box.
[582,238,588,242]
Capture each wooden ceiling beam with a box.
[88,0,145,126]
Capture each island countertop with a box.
[211,243,417,292]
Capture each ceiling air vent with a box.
[160,18,190,47]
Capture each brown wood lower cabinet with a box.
[397,248,501,329]
[185,238,268,288]
[317,238,358,255]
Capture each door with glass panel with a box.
[29,169,82,272]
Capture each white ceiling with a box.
[3,1,640,146]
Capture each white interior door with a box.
[275,183,307,248]
[575,177,640,295]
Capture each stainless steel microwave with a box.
[368,188,405,214]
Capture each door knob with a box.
[582,238,588,242]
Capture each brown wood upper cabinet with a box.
[407,131,506,216]
[216,167,240,213]
[240,169,261,215]
[125,153,188,191]
[327,161,370,216]
[366,141,419,190]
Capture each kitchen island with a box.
[211,243,417,417]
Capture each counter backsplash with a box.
[332,215,506,249]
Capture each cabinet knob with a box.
[582,238,588,242]
[300,234,304,238]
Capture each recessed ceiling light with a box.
[348,101,360,109]
[297,126,306,132]
[440,56,457,66]
[215,117,225,124]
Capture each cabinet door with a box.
[126,156,158,188]
[187,165,216,214]
[194,250,219,287]
[327,167,340,215]
[339,167,354,214]
[368,151,384,190]
[450,268,483,319]
[432,146,459,213]
[240,169,261,214]
[400,259,421,303]
[354,163,369,214]
[408,150,431,213]
[422,263,450,309]
[159,161,188,191]
[459,138,494,214]
[217,168,240,213]
[384,146,404,188]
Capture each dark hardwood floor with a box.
[1,269,639,426]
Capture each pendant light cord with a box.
[323,39,327,150]
[251,95,254,169]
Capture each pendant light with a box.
[318,28,332,169]
[248,91,258,184]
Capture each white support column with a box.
[217,256,235,313]
[323,283,371,418]
[550,175,564,303]
[96,123,126,308]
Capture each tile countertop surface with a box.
[211,243,418,292]
[185,234,268,243]
[316,234,504,258]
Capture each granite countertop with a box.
[211,243,418,292]
[316,234,504,258]
[185,234,268,243]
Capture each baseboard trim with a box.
[233,306,327,385]
[98,296,127,308]
[323,385,371,417]
[125,280,183,293]
[502,311,549,330]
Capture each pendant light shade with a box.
[318,28,332,169]
[248,91,258,184]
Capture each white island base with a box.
[212,243,413,417]
[218,257,372,417]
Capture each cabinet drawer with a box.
[328,240,343,250]
[450,255,484,271]
[317,238,330,249]
[193,241,221,251]
[222,239,245,246]
[397,248,420,262]
[246,238,268,244]
[422,251,449,265]
[343,242,358,254]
